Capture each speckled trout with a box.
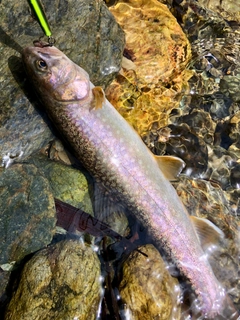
[22,43,238,319]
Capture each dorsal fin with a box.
[153,155,185,181]
[91,86,106,110]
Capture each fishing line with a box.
[28,0,55,46]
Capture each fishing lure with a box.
[29,0,55,45]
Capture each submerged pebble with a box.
[106,0,192,135]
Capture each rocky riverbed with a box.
[0,0,239,319]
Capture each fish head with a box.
[22,44,91,103]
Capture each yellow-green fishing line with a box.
[30,0,52,37]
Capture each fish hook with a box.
[47,36,55,46]
[33,35,56,48]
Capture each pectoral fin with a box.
[55,198,122,240]
[154,155,185,181]
[190,216,225,251]
[93,182,128,236]
[91,86,106,110]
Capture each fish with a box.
[22,43,238,319]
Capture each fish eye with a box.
[36,59,47,70]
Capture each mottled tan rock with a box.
[106,0,192,135]
[4,240,102,320]
[119,244,181,320]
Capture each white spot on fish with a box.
[110,155,120,166]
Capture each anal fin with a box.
[190,216,225,252]
[93,182,128,236]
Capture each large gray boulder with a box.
[1,0,125,166]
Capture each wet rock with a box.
[228,189,240,216]
[4,239,102,320]
[171,109,216,143]
[181,1,239,68]
[45,139,77,165]
[119,244,181,320]
[220,69,240,103]
[0,67,55,168]
[0,163,56,265]
[101,209,129,237]
[106,0,192,135]
[230,163,240,190]
[173,176,237,235]
[206,145,238,190]
[1,0,125,165]
[27,153,94,214]
[228,112,240,144]
[215,111,240,159]
[214,120,235,150]
[197,0,240,23]
[173,0,240,126]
